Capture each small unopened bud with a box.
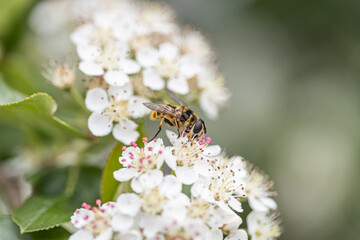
[42,57,75,89]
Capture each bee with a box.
[143,89,207,141]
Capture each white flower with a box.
[164,130,221,185]
[175,28,213,60]
[113,138,165,182]
[71,18,140,86]
[185,197,224,229]
[247,211,281,240]
[70,201,118,240]
[136,42,203,94]
[116,172,184,239]
[244,165,277,212]
[225,229,248,240]
[85,85,150,144]
[197,71,230,119]
[135,2,177,36]
[191,155,247,213]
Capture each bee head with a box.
[191,119,207,138]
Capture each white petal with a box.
[130,176,144,193]
[248,196,269,212]
[175,166,198,185]
[165,130,178,145]
[260,197,277,210]
[203,145,221,157]
[136,47,159,67]
[193,161,210,177]
[88,113,113,137]
[200,92,218,119]
[179,55,203,78]
[77,44,99,61]
[167,77,189,95]
[69,230,93,240]
[94,12,114,28]
[208,229,223,240]
[162,199,187,222]
[159,42,179,61]
[104,70,130,87]
[79,61,104,76]
[142,68,165,90]
[85,88,109,113]
[113,121,139,145]
[159,175,181,198]
[111,213,134,232]
[164,148,177,170]
[108,84,133,102]
[121,59,141,74]
[128,96,151,118]
[225,230,248,240]
[228,197,243,212]
[134,169,163,192]
[116,193,141,216]
[95,228,112,240]
[139,214,162,238]
[191,183,214,203]
[119,230,142,240]
[113,168,137,182]
[222,205,243,232]
[70,24,93,45]
[247,211,262,235]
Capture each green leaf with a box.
[69,166,102,207]
[100,142,125,202]
[0,74,26,104]
[0,78,86,139]
[28,226,70,240]
[12,196,73,233]
[0,215,70,240]
[101,121,146,202]
[28,168,69,197]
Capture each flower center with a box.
[104,99,128,122]
[174,141,204,167]
[186,198,210,221]
[125,147,158,173]
[92,27,114,47]
[156,58,178,79]
[245,169,275,199]
[52,63,75,88]
[141,189,166,214]
[208,157,245,201]
[96,46,122,71]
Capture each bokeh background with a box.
[1,0,360,239]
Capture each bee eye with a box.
[193,120,204,134]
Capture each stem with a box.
[64,165,80,197]
[69,87,88,112]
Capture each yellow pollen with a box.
[104,100,128,122]
[155,58,178,79]
[141,189,166,214]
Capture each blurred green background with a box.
[0,0,360,239]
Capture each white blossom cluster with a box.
[60,0,229,143]
[70,131,281,240]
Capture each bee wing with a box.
[143,103,180,118]
[165,88,187,106]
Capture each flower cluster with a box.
[61,0,230,143]
[70,133,281,240]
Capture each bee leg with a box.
[149,118,164,142]
[174,120,181,138]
